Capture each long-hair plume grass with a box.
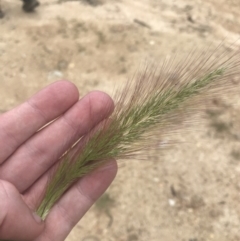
[37,44,240,219]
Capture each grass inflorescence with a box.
[37,44,240,219]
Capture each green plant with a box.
[36,44,240,219]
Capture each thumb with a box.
[0,180,44,241]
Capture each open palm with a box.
[0,81,117,241]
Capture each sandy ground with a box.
[1,0,240,240]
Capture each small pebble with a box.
[168,199,176,207]
[153,177,159,183]
[149,40,155,45]
[69,62,75,69]
[48,70,63,80]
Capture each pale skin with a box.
[0,81,118,241]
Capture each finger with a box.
[0,180,44,241]
[0,80,79,163]
[0,91,114,192]
[23,118,112,210]
[34,160,117,241]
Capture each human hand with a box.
[0,81,117,241]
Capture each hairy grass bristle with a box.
[37,44,240,219]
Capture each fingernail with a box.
[32,212,43,223]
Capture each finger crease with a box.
[55,203,74,230]
[27,100,48,123]
[62,115,78,133]
[75,182,94,204]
